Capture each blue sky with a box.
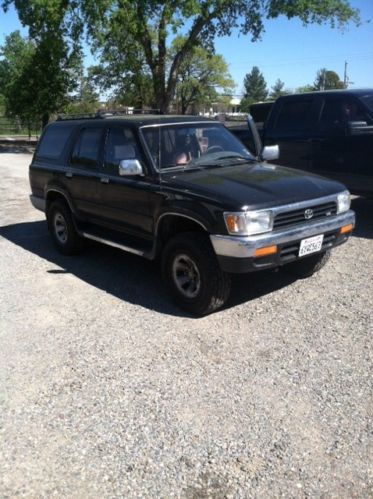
[217,0,373,95]
[1,0,372,96]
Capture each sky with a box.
[0,0,372,97]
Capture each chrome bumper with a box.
[30,195,46,212]
[210,210,355,258]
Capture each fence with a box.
[0,116,41,139]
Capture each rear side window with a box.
[250,102,273,123]
[275,99,313,131]
[37,125,72,159]
[71,128,103,168]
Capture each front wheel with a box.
[162,232,231,316]
[283,250,331,278]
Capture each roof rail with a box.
[56,109,163,121]
[56,112,103,121]
[103,109,163,115]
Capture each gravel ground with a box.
[0,152,372,498]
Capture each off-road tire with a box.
[284,250,331,278]
[47,200,84,255]
[162,231,231,316]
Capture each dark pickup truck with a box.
[29,113,355,315]
[233,89,373,197]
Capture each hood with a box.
[160,162,345,210]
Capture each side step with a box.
[82,232,151,257]
[77,222,155,260]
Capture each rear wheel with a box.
[162,232,231,316]
[47,199,84,255]
[283,250,331,278]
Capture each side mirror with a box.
[347,120,371,136]
[261,145,279,162]
[118,159,144,177]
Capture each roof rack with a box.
[56,109,163,121]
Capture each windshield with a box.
[141,123,255,170]
[359,94,373,114]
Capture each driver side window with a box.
[320,97,368,132]
[104,127,138,175]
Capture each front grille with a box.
[273,201,337,230]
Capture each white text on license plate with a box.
[299,234,324,257]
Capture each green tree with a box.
[2,0,82,127]
[240,66,268,111]
[0,32,36,132]
[63,66,100,115]
[0,31,80,129]
[313,68,346,90]
[87,21,154,109]
[269,79,289,100]
[296,85,315,93]
[172,38,234,114]
[3,0,359,113]
[0,92,5,114]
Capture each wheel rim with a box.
[53,212,68,244]
[172,254,201,299]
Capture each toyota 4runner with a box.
[29,114,355,315]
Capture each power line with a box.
[228,52,373,69]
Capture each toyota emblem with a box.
[304,208,314,220]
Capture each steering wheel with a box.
[206,145,224,154]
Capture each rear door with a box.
[66,125,105,220]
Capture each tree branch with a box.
[165,7,219,104]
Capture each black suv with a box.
[29,114,355,315]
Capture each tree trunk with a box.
[153,81,169,114]
[42,112,49,129]
[181,96,187,115]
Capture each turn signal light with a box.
[254,245,278,258]
[340,224,353,234]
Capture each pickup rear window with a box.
[37,125,72,159]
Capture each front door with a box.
[311,96,373,193]
[96,126,156,241]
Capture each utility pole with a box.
[344,61,348,88]
[321,69,326,91]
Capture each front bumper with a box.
[210,210,355,273]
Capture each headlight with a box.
[224,210,273,236]
[337,191,351,214]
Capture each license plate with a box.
[299,234,324,257]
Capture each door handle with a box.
[100,177,109,184]
[65,171,73,178]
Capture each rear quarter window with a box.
[36,125,73,159]
[274,98,314,132]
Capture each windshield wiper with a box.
[212,154,256,163]
[197,157,256,168]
